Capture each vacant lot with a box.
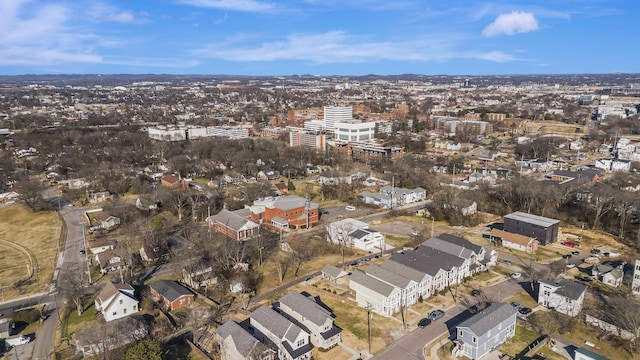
[0,205,61,300]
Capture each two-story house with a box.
[216,319,275,360]
[349,270,402,317]
[94,281,139,322]
[274,292,342,350]
[250,305,313,360]
[537,279,588,317]
[455,302,518,360]
[365,264,419,309]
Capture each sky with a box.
[0,0,637,76]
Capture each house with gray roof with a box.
[148,280,194,310]
[349,270,402,317]
[537,279,588,317]
[422,234,496,273]
[274,292,342,350]
[327,218,386,252]
[216,318,274,360]
[380,260,432,299]
[391,246,468,294]
[250,305,312,360]
[592,263,624,288]
[366,264,419,307]
[454,302,518,360]
[321,264,349,282]
[206,208,260,241]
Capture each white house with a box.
[275,292,342,350]
[365,264,419,308]
[250,305,312,360]
[537,279,588,317]
[349,270,402,317]
[591,264,624,288]
[94,281,139,322]
[327,218,386,252]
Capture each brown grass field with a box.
[0,205,61,300]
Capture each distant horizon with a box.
[1,1,638,76]
[2,72,640,78]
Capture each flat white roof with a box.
[504,211,559,227]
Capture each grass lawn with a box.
[507,291,538,309]
[298,285,396,354]
[65,299,98,338]
[499,325,541,356]
[0,205,60,300]
[257,252,345,296]
[315,343,353,360]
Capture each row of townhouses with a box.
[349,234,497,317]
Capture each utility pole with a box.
[82,226,91,285]
[366,302,372,354]
[431,216,435,238]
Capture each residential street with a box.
[372,278,523,360]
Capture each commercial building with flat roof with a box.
[503,211,559,245]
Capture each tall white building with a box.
[323,106,352,131]
[334,120,376,142]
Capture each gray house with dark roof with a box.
[250,305,312,360]
[274,292,341,350]
[455,302,518,360]
[537,279,588,317]
[216,319,275,360]
[391,246,467,294]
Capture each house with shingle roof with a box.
[454,302,518,360]
[592,263,624,288]
[365,264,419,307]
[490,228,539,254]
[537,279,588,317]
[321,264,349,282]
[94,281,139,322]
[250,305,313,360]
[349,270,402,317]
[274,292,342,350]
[391,246,467,294]
[206,208,260,241]
[380,260,432,299]
[148,280,194,310]
[215,318,275,360]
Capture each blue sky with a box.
[0,0,636,76]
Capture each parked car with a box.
[418,318,432,327]
[345,205,356,211]
[518,307,532,315]
[5,335,30,348]
[562,254,572,259]
[571,250,580,255]
[470,289,481,297]
[511,302,521,309]
[79,249,85,255]
[511,273,521,279]
[428,309,445,321]
[500,260,512,265]
[576,275,593,283]
[566,263,576,268]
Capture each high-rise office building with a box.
[323,106,352,131]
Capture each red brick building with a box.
[148,280,194,311]
[250,195,319,231]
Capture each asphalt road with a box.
[372,279,523,360]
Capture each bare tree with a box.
[15,178,47,211]
[275,252,293,283]
[58,264,85,316]
[589,184,616,230]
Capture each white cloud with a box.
[478,51,519,62]
[482,11,539,37]
[86,3,149,24]
[180,0,275,12]
[193,30,518,65]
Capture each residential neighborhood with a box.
[1,73,640,360]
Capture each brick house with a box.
[148,280,194,310]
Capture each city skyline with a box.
[1,0,637,76]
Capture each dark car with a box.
[79,249,85,255]
[571,250,580,255]
[510,302,521,309]
[471,289,481,297]
[518,307,532,315]
[562,254,572,259]
[428,309,445,321]
[418,318,432,327]
[576,275,593,283]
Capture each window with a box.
[113,312,117,316]
[458,330,463,337]
[123,308,127,314]
[472,336,477,343]
[120,299,123,304]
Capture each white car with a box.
[511,272,521,279]
[345,205,356,211]
[566,263,576,268]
